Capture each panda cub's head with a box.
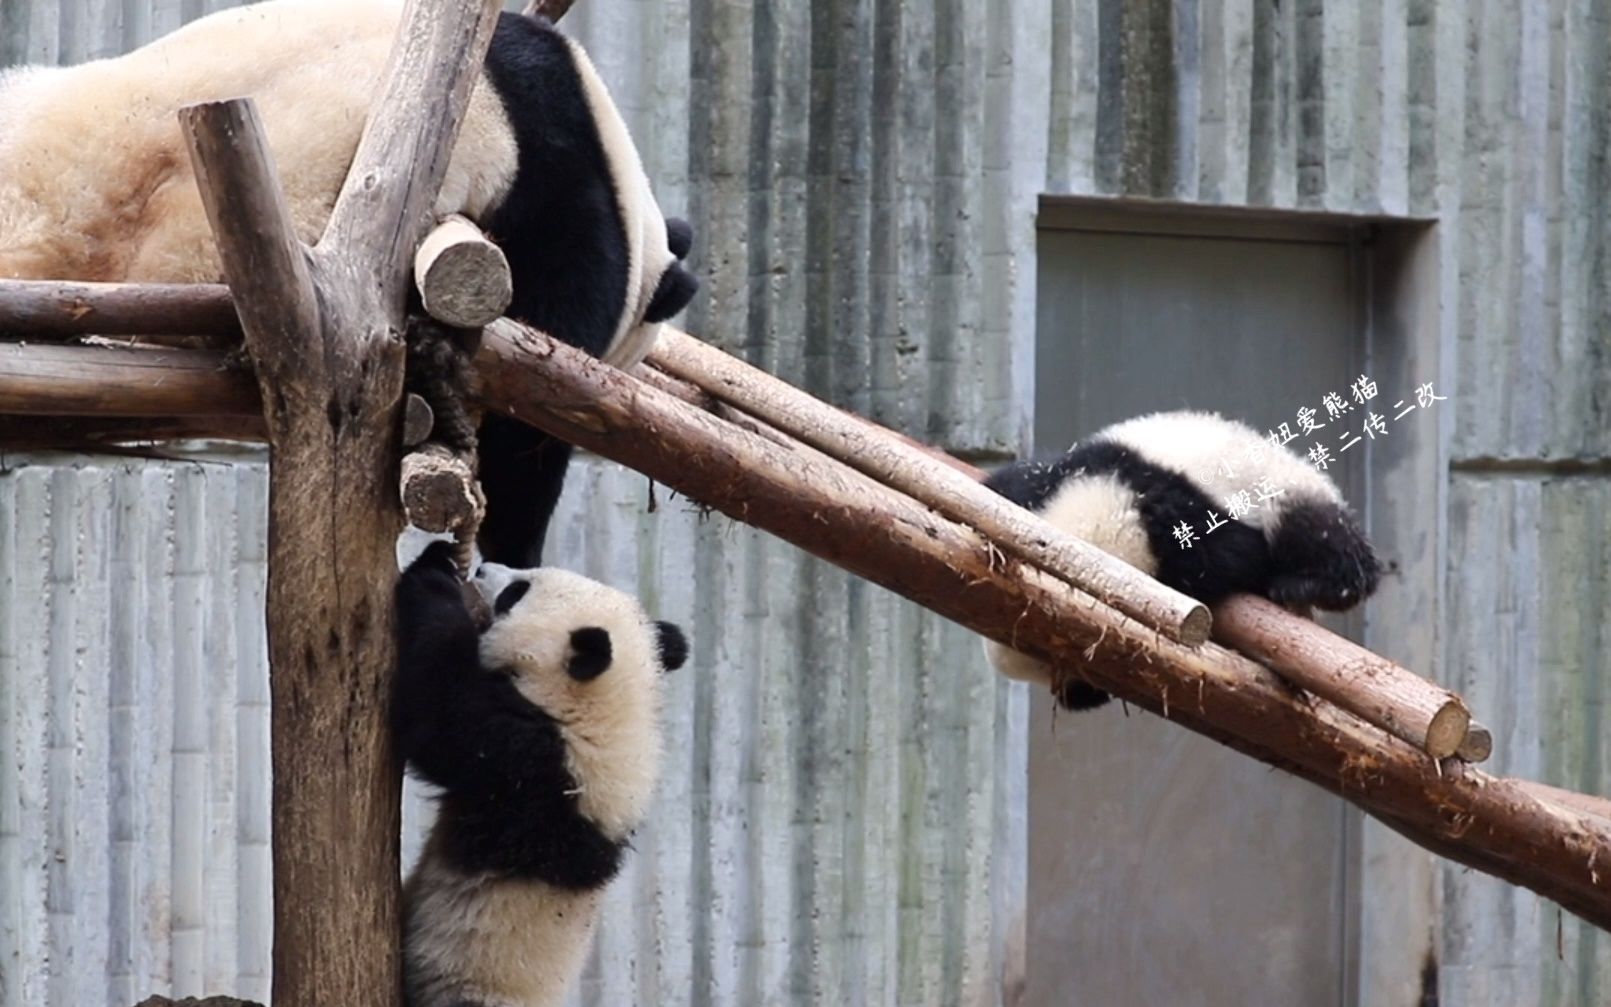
[470,561,687,839]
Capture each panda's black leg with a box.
[476,414,575,568]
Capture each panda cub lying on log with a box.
[984,409,1381,710]
[394,541,687,1007]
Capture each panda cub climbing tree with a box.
[0,0,699,567]
[395,541,687,1007]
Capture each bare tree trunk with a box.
[173,0,504,1003]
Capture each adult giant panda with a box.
[0,0,699,566]
[984,409,1381,710]
[394,540,688,1007]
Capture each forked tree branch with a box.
[173,1,505,1004]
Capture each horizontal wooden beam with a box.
[0,342,259,416]
[0,280,240,337]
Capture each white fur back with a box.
[984,473,1153,691]
[559,35,676,369]
[1098,409,1342,535]
[0,0,515,281]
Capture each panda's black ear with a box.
[567,627,613,681]
[665,217,694,259]
[644,264,699,323]
[654,620,688,672]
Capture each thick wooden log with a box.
[413,214,512,327]
[0,342,258,416]
[648,327,1212,646]
[474,319,1611,930]
[0,279,241,337]
[1518,780,1611,823]
[1211,594,1472,759]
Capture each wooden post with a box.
[174,0,503,1003]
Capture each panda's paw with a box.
[397,525,456,572]
[410,540,460,576]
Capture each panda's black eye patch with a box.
[567,627,613,681]
[494,579,531,616]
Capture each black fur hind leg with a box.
[1265,499,1382,611]
[1057,679,1112,711]
[476,414,575,568]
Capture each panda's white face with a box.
[471,562,685,839]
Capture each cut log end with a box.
[413,215,512,328]
[1458,722,1494,763]
[1179,604,1212,647]
[402,392,435,447]
[400,445,482,535]
[1424,701,1473,760]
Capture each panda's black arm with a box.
[393,542,491,781]
[393,543,584,799]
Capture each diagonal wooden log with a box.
[473,319,1611,931]
[1211,594,1473,759]
[175,0,503,1003]
[648,327,1211,645]
[648,326,1483,761]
